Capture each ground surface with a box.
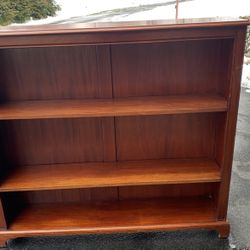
[6,230,229,250]
[228,87,250,249]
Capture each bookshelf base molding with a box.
[0,221,230,247]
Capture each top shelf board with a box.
[0,17,248,48]
[0,95,227,120]
[0,17,249,36]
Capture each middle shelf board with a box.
[0,159,221,192]
[0,95,227,120]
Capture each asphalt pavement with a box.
[228,87,250,249]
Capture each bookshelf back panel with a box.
[116,113,216,161]
[0,39,232,102]
[112,39,232,97]
[0,117,116,166]
[3,183,217,205]
[0,45,112,101]
[0,113,220,167]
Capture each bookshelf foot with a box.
[217,222,230,238]
[0,237,7,248]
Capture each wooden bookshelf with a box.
[0,17,248,246]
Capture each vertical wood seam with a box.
[109,44,120,200]
[108,45,118,162]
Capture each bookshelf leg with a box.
[0,236,7,248]
[217,222,230,238]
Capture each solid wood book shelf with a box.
[0,17,248,246]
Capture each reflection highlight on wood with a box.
[0,159,221,192]
[0,95,227,120]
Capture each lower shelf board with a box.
[0,196,230,245]
[9,197,215,231]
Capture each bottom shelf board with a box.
[0,196,230,245]
[7,197,216,231]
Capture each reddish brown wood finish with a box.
[0,17,248,48]
[0,159,221,192]
[0,221,230,247]
[0,18,248,246]
[0,199,6,230]
[0,45,112,101]
[6,197,217,230]
[0,95,227,120]
[111,40,230,97]
[216,27,247,219]
[0,118,115,166]
[0,197,229,246]
[3,183,214,204]
[116,114,216,160]
[218,223,230,238]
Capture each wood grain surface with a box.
[0,159,221,192]
[0,95,227,120]
[0,118,116,166]
[8,197,216,230]
[112,40,231,97]
[116,113,217,160]
[0,45,112,101]
[0,19,247,245]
